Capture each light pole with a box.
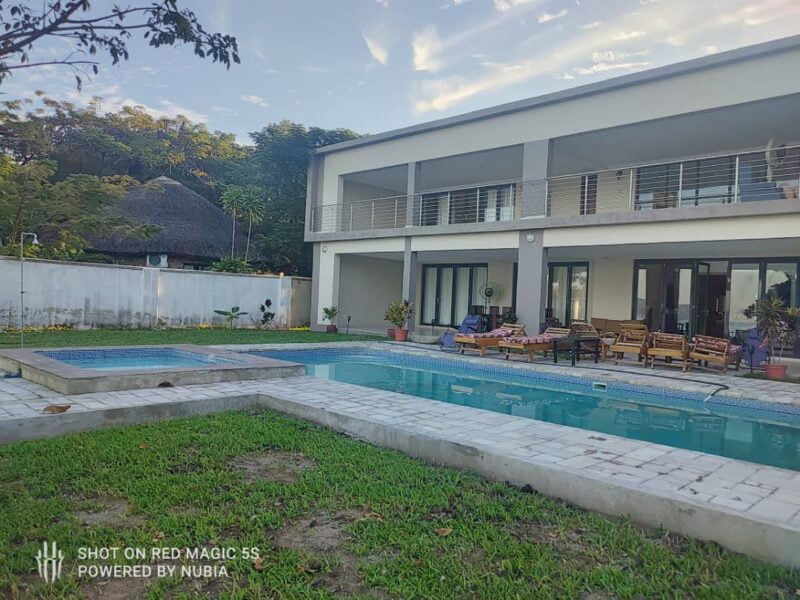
[19,232,39,348]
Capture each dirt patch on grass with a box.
[75,497,145,528]
[82,578,152,599]
[231,450,315,484]
[274,510,384,597]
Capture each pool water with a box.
[39,348,241,371]
[252,348,800,471]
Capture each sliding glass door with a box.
[421,264,488,327]
[547,263,589,326]
[634,258,799,345]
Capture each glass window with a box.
[479,185,515,222]
[570,265,589,321]
[548,263,589,326]
[580,174,597,215]
[448,188,478,224]
[635,267,648,321]
[471,266,488,313]
[549,266,569,325]
[729,263,760,335]
[421,264,487,326]
[765,262,798,308]
[453,267,471,325]
[422,267,437,323]
[680,157,735,206]
[635,163,680,210]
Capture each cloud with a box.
[211,105,237,114]
[538,9,568,23]
[612,30,645,40]
[701,45,719,55]
[412,0,800,113]
[363,32,388,65]
[240,94,269,108]
[591,50,648,62]
[375,0,389,6]
[579,20,601,29]
[494,0,537,11]
[660,35,685,46]
[412,25,442,72]
[66,88,209,123]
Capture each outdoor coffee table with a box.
[552,336,601,366]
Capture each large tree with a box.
[0,156,158,258]
[0,95,246,199]
[250,121,358,275]
[0,1,239,88]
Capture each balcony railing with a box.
[308,144,800,233]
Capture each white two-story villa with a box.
[305,36,800,352]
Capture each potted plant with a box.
[385,301,413,341]
[754,297,798,379]
[322,306,339,333]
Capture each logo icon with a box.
[36,541,63,583]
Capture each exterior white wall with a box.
[0,257,310,329]
[338,255,403,330]
[314,238,405,324]
[589,258,633,320]
[320,48,800,204]
[542,213,800,248]
[487,262,515,308]
[411,231,519,251]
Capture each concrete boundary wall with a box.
[0,257,311,329]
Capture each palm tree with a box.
[220,186,246,258]
[240,189,266,263]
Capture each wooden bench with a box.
[645,332,689,371]
[687,335,742,374]
[608,324,649,364]
[454,323,526,357]
[498,327,570,362]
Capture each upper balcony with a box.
[308,143,800,234]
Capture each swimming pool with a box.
[37,347,242,371]
[251,348,800,471]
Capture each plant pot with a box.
[394,328,409,342]
[387,328,395,338]
[764,364,787,380]
[326,324,338,333]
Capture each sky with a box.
[3,0,799,144]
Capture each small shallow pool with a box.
[251,348,800,471]
[38,348,241,371]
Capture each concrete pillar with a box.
[402,238,418,331]
[309,243,342,331]
[405,162,418,227]
[305,155,324,232]
[515,230,547,332]
[521,140,550,217]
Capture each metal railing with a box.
[308,144,800,233]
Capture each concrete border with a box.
[0,345,303,395]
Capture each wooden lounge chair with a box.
[499,327,570,362]
[608,325,649,364]
[687,335,742,374]
[645,332,689,371]
[454,323,526,357]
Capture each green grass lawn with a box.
[1,409,797,599]
[0,328,381,349]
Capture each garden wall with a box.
[0,257,311,329]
